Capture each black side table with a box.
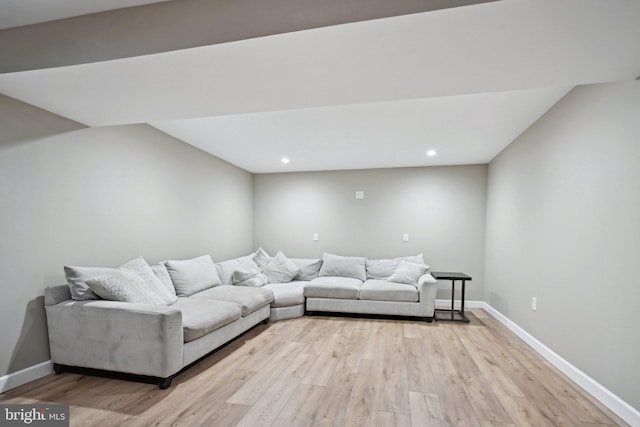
[431,272,472,323]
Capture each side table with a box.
[431,272,472,323]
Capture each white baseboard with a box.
[480,302,640,427]
[0,360,52,393]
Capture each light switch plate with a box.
[313,233,319,241]
[355,191,364,199]
[403,233,409,242]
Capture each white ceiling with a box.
[0,0,639,173]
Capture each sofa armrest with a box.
[45,299,184,378]
[415,273,437,317]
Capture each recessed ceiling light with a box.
[426,150,437,157]
[281,157,290,164]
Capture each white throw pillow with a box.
[318,253,366,281]
[290,258,323,281]
[86,270,171,305]
[263,251,300,284]
[387,261,428,286]
[164,255,222,297]
[253,247,272,270]
[65,265,117,300]
[232,266,268,287]
[216,254,259,286]
[121,257,177,304]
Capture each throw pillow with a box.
[86,270,171,305]
[290,258,323,281]
[366,254,426,280]
[150,263,177,298]
[263,251,300,284]
[387,261,428,286]
[216,254,259,286]
[253,247,272,270]
[232,266,268,287]
[318,253,366,281]
[121,257,177,304]
[164,255,222,297]
[64,265,117,300]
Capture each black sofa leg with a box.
[53,363,64,374]
[425,317,434,323]
[158,377,173,390]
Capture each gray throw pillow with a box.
[86,270,172,305]
[263,251,300,284]
[366,254,425,280]
[387,261,428,286]
[318,253,366,281]
[290,258,323,281]
[150,263,177,299]
[164,255,222,297]
[65,265,117,300]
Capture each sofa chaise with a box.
[44,250,436,388]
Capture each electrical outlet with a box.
[531,297,537,311]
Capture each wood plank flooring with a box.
[0,309,628,426]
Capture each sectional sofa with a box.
[45,250,437,388]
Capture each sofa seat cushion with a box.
[263,281,307,308]
[190,285,273,316]
[359,279,419,302]
[172,298,242,342]
[305,277,363,300]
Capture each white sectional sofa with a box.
[44,250,436,388]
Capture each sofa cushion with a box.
[171,298,242,342]
[190,285,273,316]
[216,254,259,287]
[318,253,367,281]
[387,261,428,286]
[359,279,419,302]
[290,258,323,281]
[263,251,300,283]
[164,255,222,297]
[305,277,363,299]
[365,254,425,280]
[263,281,307,308]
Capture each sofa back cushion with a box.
[164,255,222,297]
[318,253,366,281]
[365,254,425,280]
[289,258,323,281]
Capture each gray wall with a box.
[485,82,640,409]
[0,95,253,377]
[253,165,487,301]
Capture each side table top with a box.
[431,272,472,281]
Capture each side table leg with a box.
[450,280,455,320]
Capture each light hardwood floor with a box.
[0,309,628,426]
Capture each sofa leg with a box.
[158,377,173,390]
[425,317,434,323]
[53,363,64,374]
